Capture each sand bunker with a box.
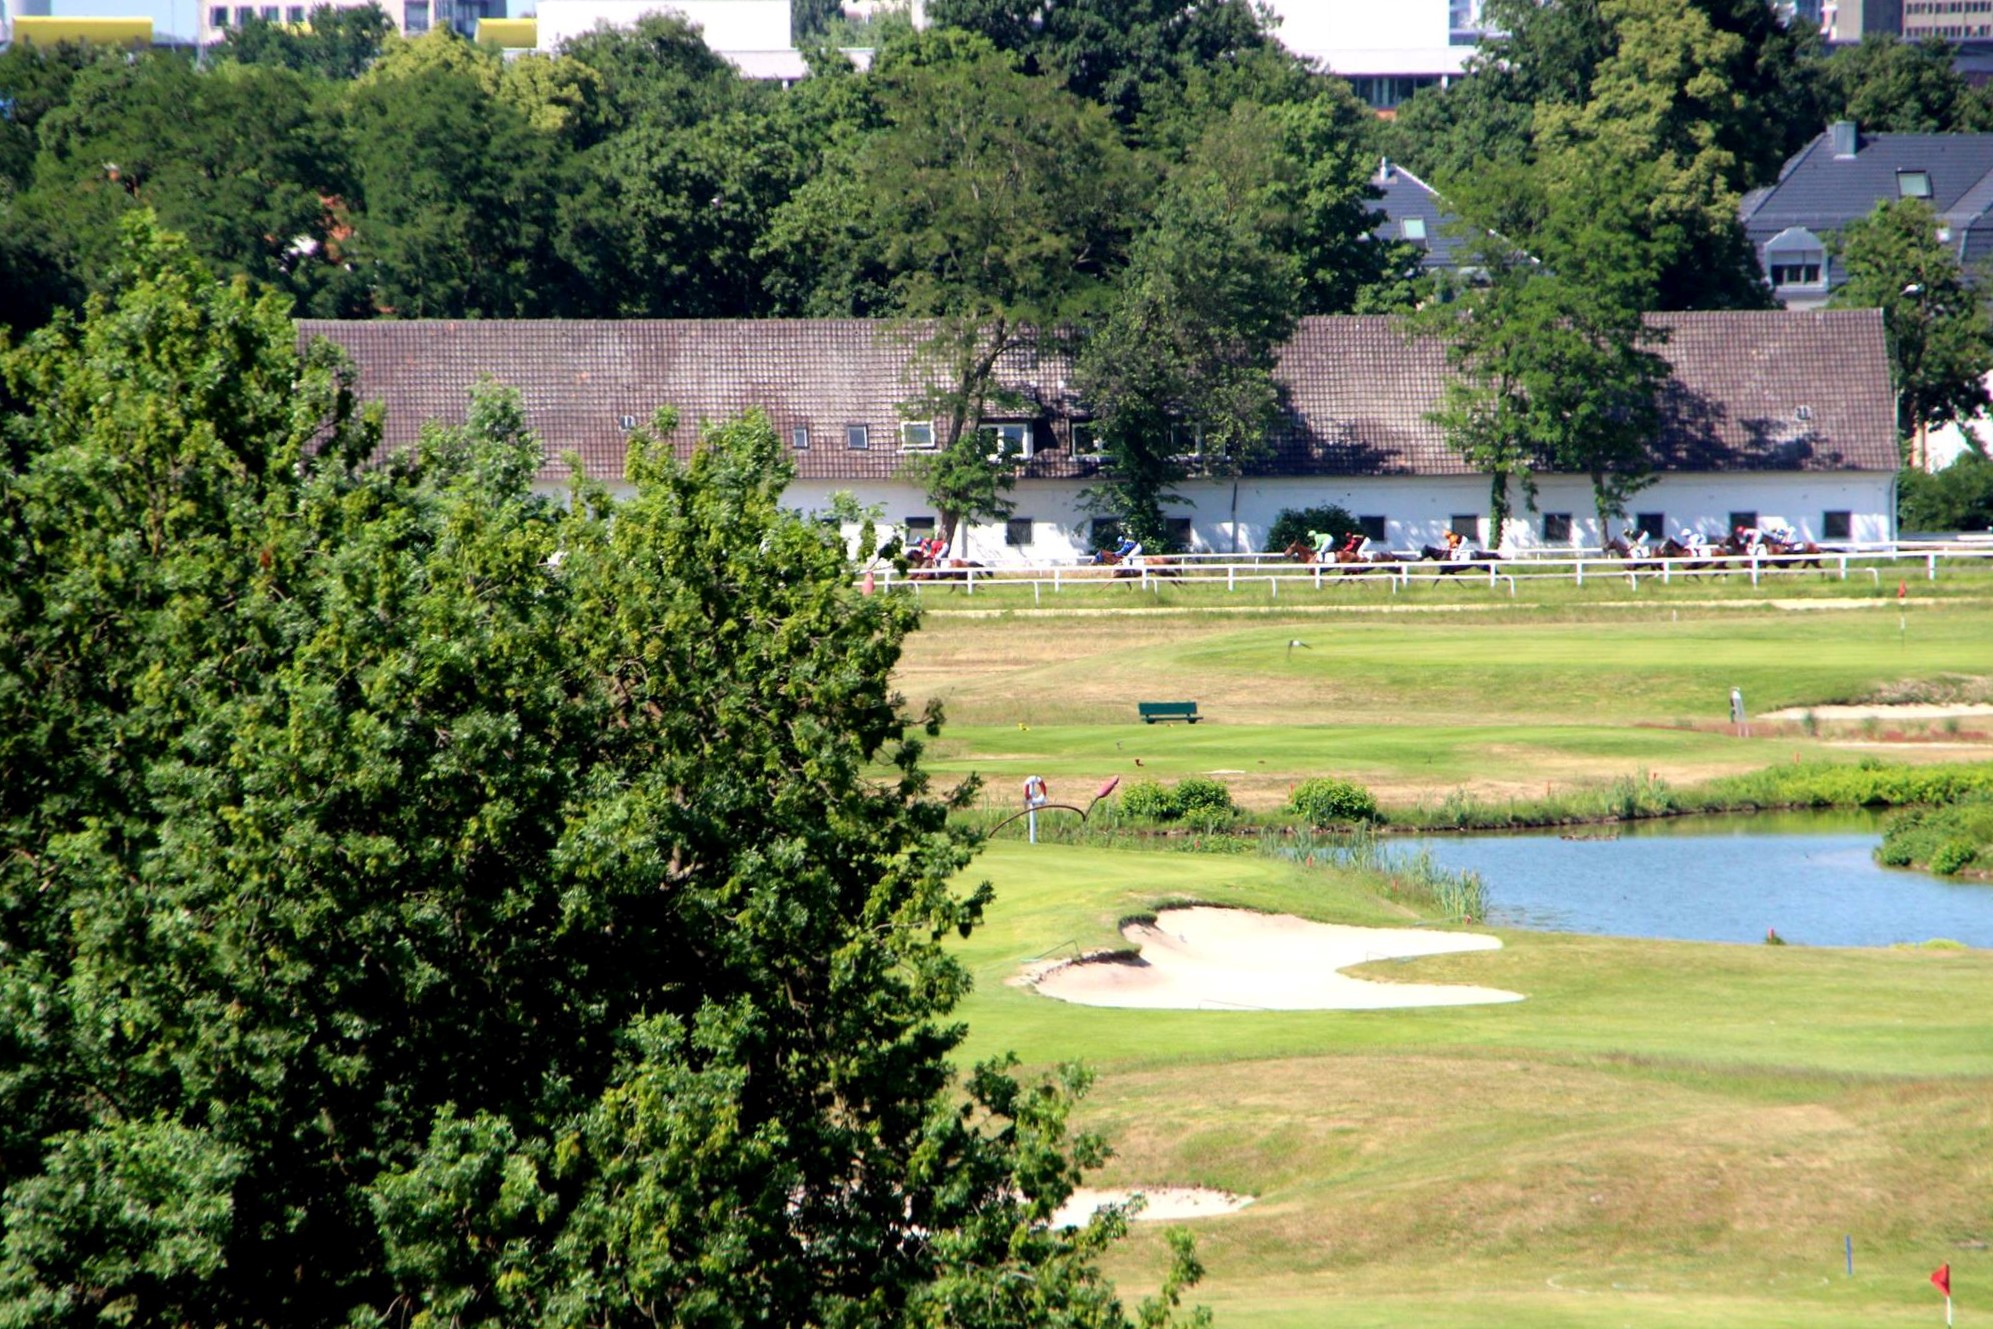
[1761,702,1993,721]
[1051,1186,1253,1228]
[1031,907,1524,1011]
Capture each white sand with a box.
[1051,1186,1253,1228]
[1760,702,1993,721]
[1031,907,1524,1011]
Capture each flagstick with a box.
[1947,1293,1953,1328]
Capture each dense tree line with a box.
[4,0,1989,539]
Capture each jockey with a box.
[1764,522,1795,549]
[924,535,947,562]
[1626,528,1651,559]
[1341,531,1366,557]
[1443,529,1469,561]
[1308,530,1337,559]
[1678,528,1707,557]
[1114,534,1143,561]
[1735,523,1764,554]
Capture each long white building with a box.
[299,311,1900,560]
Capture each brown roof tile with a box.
[297,309,1898,483]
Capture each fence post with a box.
[1838,554,1846,581]
[1575,558,1583,588]
[1032,580,1041,606]
[1054,567,1062,593]
[1269,577,1278,598]
[1313,563,1322,590]
[1227,564,1235,591]
[1928,552,1938,581]
[1749,557,1759,587]
[1663,558,1672,585]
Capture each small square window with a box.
[1004,518,1033,547]
[845,424,869,451]
[1071,421,1098,455]
[983,421,1031,459]
[1449,513,1479,540]
[1542,512,1572,542]
[260,5,278,19]
[900,420,935,450]
[1359,515,1387,542]
[1823,510,1852,540]
[211,5,228,23]
[904,516,936,538]
[286,4,304,20]
[1089,518,1123,549]
[618,414,637,431]
[1164,516,1193,549]
[235,6,255,22]
[1634,511,1665,541]
[1169,423,1201,455]
[404,0,429,28]
[1729,510,1758,534]
[791,426,809,450]
[1401,217,1428,243]
[1898,169,1933,199]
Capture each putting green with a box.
[951,840,1993,1328]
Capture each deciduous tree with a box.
[1832,198,1993,465]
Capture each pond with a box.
[1401,811,1992,948]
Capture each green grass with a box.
[951,841,1993,1328]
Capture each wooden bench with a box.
[1138,701,1201,725]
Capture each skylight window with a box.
[1401,217,1428,243]
[1898,169,1933,199]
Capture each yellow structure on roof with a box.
[10,15,154,43]
[475,17,536,47]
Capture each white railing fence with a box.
[862,542,1993,600]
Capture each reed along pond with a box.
[1403,811,1993,948]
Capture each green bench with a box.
[1138,701,1201,725]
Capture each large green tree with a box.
[1831,198,1993,467]
[0,219,1200,1327]
[220,3,395,80]
[857,32,1139,549]
[1819,34,1992,135]
[1075,172,1298,549]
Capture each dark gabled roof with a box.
[298,308,1900,484]
[1368,161,1470,272]
[1742,128,1993,283]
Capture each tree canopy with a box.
[0,218,1206,1328]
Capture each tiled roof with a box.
[297,308,1899,484]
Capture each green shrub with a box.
[1930,839,1980,876]
[1289,777,1380,825]
[1118,780,1180,821]
[1173,776,1236,816]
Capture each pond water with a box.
[1401,811,1992,948]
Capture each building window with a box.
[1898,169,1934,199]
[1823,510,1852,540]
[1089,517,1123,550]
[791,426,809,451]
[260,5,277,18]
[1005,517,1033,547]
[1449,513,1480,540]
[404,0,429,29]
[1359,515,1387,542]
[900,420,935,450]
[1168,422,1201,456]
[1071,421,1099,455]
[845,424,869,451]
[1401,217,1428,246]
[1164,516,1193,550]
[211,5,228,23]
[235,6,255,22]
[1769,258,1823,287]
[1542,512,1572,542]
[1729,510,1758,534]
[1634,511,1666,541]
[983,421,1031,459]
[286,4,304,20]
[904,516,936,541]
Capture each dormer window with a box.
[982,421,1031,460]
[1898,169,1933,199]
[1764,226,1827,291]
[900,420,936,450]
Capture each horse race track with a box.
[906,585,1993,1328]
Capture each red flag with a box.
[1095,776,1121,801]
[1900,580,1908,600]
[1933,1264,1951,1297]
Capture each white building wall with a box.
[534,0,788,55]
[757,471,1896,564]
[1260,0,1470,77]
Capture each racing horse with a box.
[1094,549,1182,581]
[905,545,987,581]
[1601,535,1655,570]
